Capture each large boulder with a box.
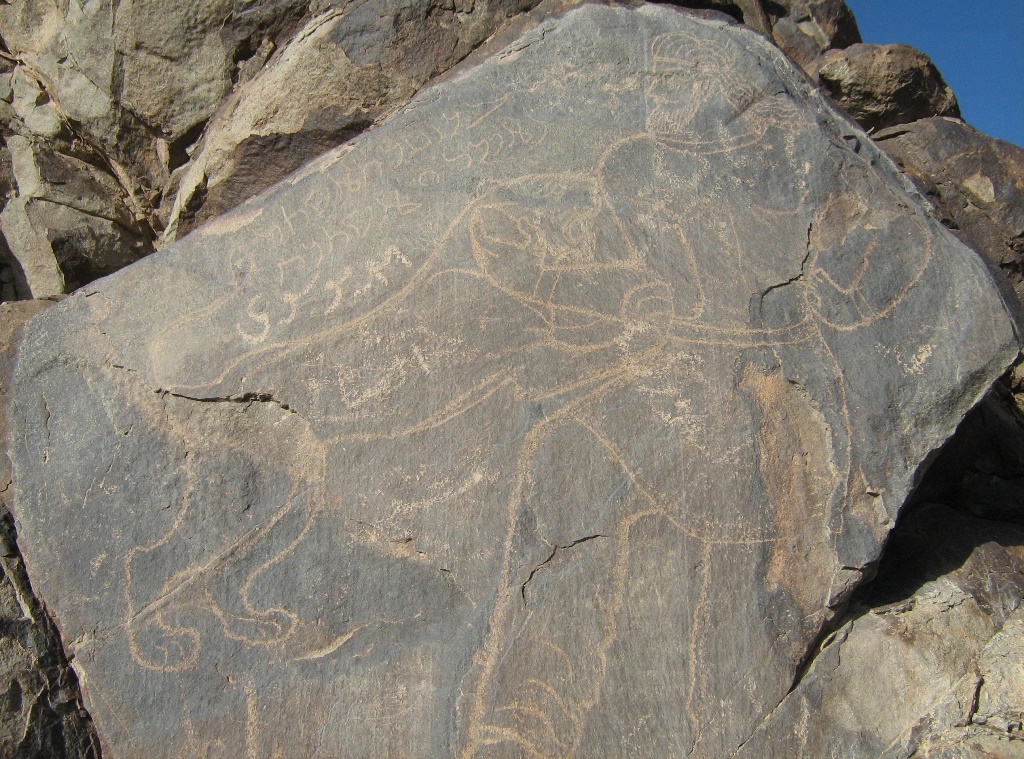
[9,5,1021,756]
[812,43,961,133]
[872,117,1024,418]
[768,0,861,70]
[0,0,867,261]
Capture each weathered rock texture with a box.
[0,0,310,194]
[736,387,1024,757]
[0,0,549,256]
[768,0,861,69]
[875,118,1024,301]
[0,0,331,281]
[0,301,100,759]
[0,135,152,299]
[163,0,543,238]
[810,43,961,133]
[9,5,1021,756]
[739,513,1024,758]
[0,0,874,275]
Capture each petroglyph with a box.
[10,6,1019,758]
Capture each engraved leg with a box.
[463,419,647,758]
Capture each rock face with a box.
[0,0,309,195]
[736,506,1024,758]
[0,135,152,299]
[768,0,861,69]
[0,0,874,265]
[0,0,321,285]
[0,301,100,759]
[9,5,1021,756]
[0,0,547,256]
[875,118,1024,301]
[736,389,1024,757]
[163,0,542,238]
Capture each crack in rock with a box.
[521,534,607,606]
[159,389,295,413]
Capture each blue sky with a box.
[845,0,1024,147]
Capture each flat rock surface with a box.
[9,5,1022,756]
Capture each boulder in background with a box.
[811,43,960,133]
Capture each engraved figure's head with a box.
[802,166,932,330]
[646,31,746,143]
[645,31,770,153]
[646,32,705,141]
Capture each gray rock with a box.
[0,196,65,298]
[734,500,1024,758]
[768,0,861,70]
[0,144,24,303]
[9,6,1021,756]
[0,0,307,146]
[872,116,1024,425]
[0,300,99,759]
[0,0,869,262]
[0,0,312,220]
[665,0,773,34]
[8,67,63,140]
[875,117,1024,301]
[811,43,961,133]
[0,63,13,106]
[734,382,1024,758]
[1,302,52,513]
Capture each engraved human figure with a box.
[459,30,932,758]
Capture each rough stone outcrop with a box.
[0,0,873,258]
[0,135,152,298]
[737,508,1024,757]
[0,1,325,270]
[0,53,156,299]
[9,6,1020,756]
[162,0,868,238]
[875,117,1024,301]
[735,386,1024,757]
[811,43,961,133]
[0,0,310,201]
[0,301,99,759]
[768,0,861,70]
[163,0,543,238]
